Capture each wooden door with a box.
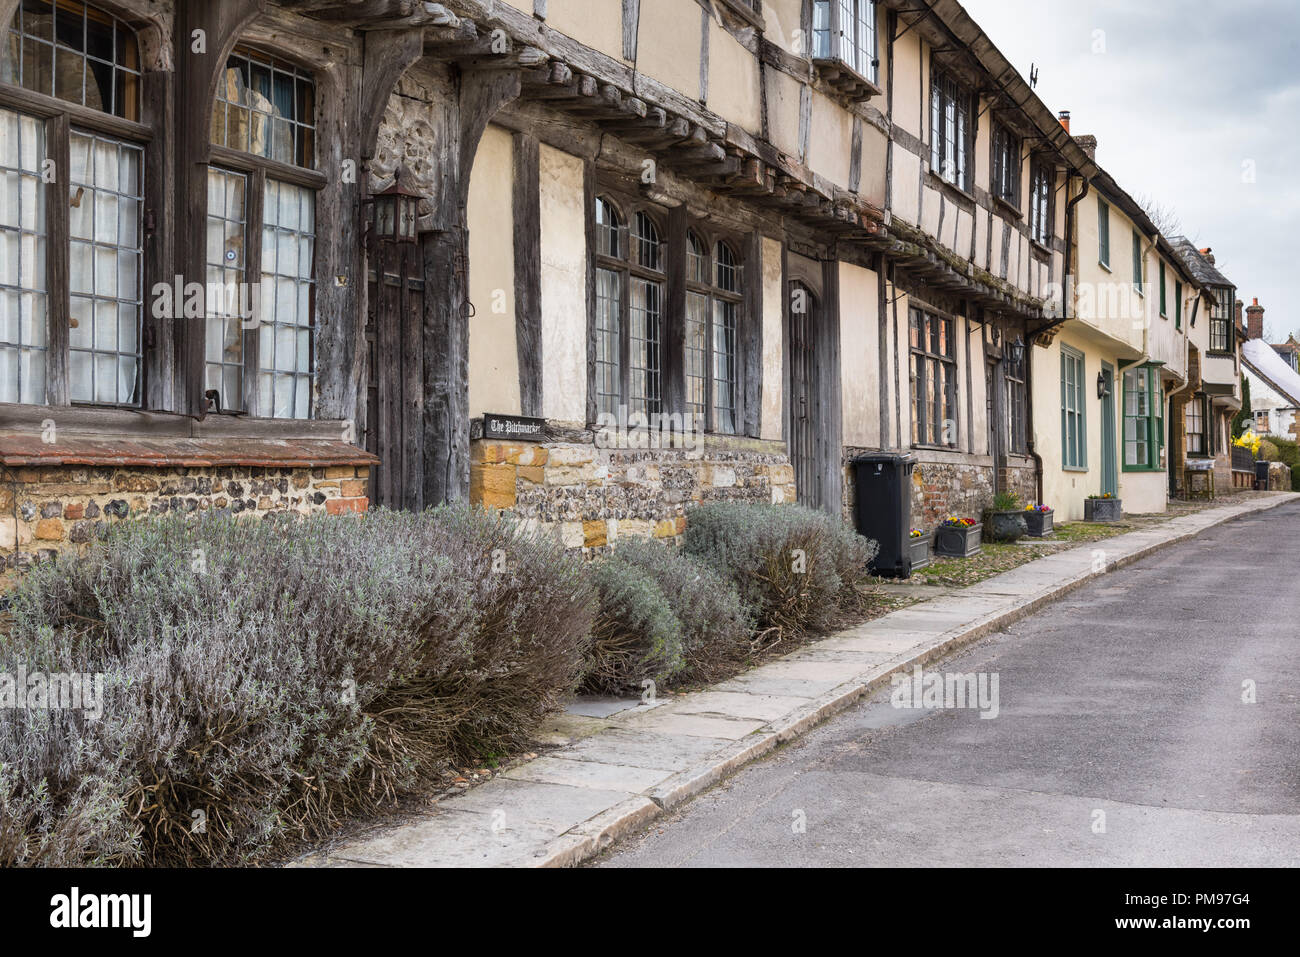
[365,241,425,511]
[789,280,819,507]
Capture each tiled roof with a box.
[1170,237,1234,288]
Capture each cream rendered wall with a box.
[1074,198,1143,354]
[708,18,762,130]
[893,34,924,140]
[467,124,520,418]
[544,0,625,62]
[839,261,880,449]
[762,0,803,56]
[1032,330,1112,521]
[765,67,803,159]
[636,0,701,97]
[859,125,888,209]
[807,88,853,185]
[761,235,785,441]
[967,320,988,455]
[891,148,922,225]
[538,143,588,425]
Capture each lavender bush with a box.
[0,507,594,866]
[682,502,878,642]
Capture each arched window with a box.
[684,230,744,434]
[205,45,320,419]
[592,194,664,418]
[1,0,145,408]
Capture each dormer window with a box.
[811,1,879,100]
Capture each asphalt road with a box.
[597,501,1300,867]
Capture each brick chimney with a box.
[1246,298,1265,340]
[1058,110,1070,133]
[1200,247,1215,265]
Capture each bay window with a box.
[1209,286,1234,354]
[1,0,144,408]
[812,1,878,84]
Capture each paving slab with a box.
[559,728,734,771]
[660,691,812,721]
[620,710,768,740]
[503,755,676,793]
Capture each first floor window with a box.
[1209,286,1233,353]
[1124,365,1163,469]
[1061,346,1086,469]
[910,306,957,447]
[1029,163,1052,246]
[812,1,878,82]
[930,68,973,192]
[1005,341,1026,454]
[1185,396,1206,455]
[1097,196,1110,267]
[991,123,1019,207]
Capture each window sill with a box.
[1098,261,1112,273]
[926,171,976,209]
[714,0,765,31]
[911,443,959,453]
[1122,465,1164,473]
[992,195,1023,220]
[811,57,882,103]
[1030,238,1053,257]
[1063,466,1090,473]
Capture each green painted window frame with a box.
[1061,345,1087,470]
[1122,364,1163,472]
[1175,280,1182,330]
[1097,197,1110,268]
[1159,261,1167,316]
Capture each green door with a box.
[1101,362,1118,496]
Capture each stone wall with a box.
[841,448,1037,531]
[470,434,796,551]
[1,464,369,575]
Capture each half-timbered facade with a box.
[0,0,1230,570]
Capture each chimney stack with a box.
[1073,134,1097,161]
[1246,298,1265,341]
[1058,110,1071,134]
[1200,247,1215,266]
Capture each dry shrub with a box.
[582,538,752,693]
[682,502,878,645]
[0,506,594,866]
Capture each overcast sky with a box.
[961,0,1299,340]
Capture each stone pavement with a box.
[293,491,1297,868]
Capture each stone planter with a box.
[908,533,932,573]
[984,510,1028,543]
[934,523,982,558]
[1084,497,1123,523]
[1024,509,1054,538]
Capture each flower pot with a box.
[985,510,1028,543]
[934,523,982,558]
[908,534,932,573]
[1084,498,1123,523]
[1024,509,1054,538]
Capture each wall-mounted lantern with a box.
[1010,336,1026,364]
[372,170,420,243]
[1097,372,1111,400]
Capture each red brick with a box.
[326,497,368,515]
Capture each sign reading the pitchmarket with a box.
[482,413,551,442]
